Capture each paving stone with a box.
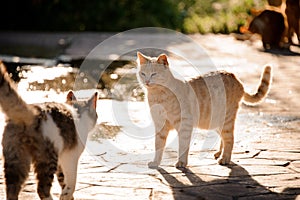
[0,33,300,200]
[255,150,300,161]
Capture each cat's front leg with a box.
[176,128,192,168]
[148,122,170,169]
[59,150,81,200]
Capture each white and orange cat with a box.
[137,52,272,168]
[0,62,98,200]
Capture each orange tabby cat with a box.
[137,52,272,168]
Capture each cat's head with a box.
[66,91,98,130]
[136,52,171,88]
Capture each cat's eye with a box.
[151,73,157,77]
[140,72,146,76]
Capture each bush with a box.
[180,0,266,34]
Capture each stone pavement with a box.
[2,113,299,200]
[0,31,299,199]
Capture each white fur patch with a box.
[41,114,64,153]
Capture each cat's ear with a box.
[88,92,98,110]
[137,52,148,65]
[157,54,169,67]
[66,91,77,104]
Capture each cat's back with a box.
[36,102,78,150]
[187,71,244,129]
[249,10,284,33]
[38,102,74,124]
[189,71,244,106]
[190,71,243,92]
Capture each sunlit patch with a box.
[110,73,118,80]
[265,98,277,104]
[90,123,121,140]
[18,65,75,94]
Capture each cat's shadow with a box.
[157,163,300,199]
[260,46,300,56]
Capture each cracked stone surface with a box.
[0,33,300,199]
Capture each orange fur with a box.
[137,52,272,167]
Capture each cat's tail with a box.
[0,62,37,125]
[243,66,272,105]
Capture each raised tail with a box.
[0,62,37,125]
[243,66,272,105]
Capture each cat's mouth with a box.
[145,82,155,88]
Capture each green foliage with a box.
[180,0,265,33]
[0,0,266,33]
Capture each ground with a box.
[0,32,299,199]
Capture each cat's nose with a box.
[145,80,150,85]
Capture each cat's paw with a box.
[60,186,74,200]
[217,156,231,165]
[214,151,221,159]
[59,195,74,200]
[175,161,187,168]
[42,196,53,200]
[148,161,159,169]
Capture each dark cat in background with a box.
[249,10,285,49]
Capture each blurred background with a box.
[0,0,276,64]
[0,2,300,199]
[0,0,265,34]
[0,0,298,97]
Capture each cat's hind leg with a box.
[219,135,234,165]
[217,110,237,165]
[56,165,66,189]
[34,141,58,200]
[2,124,32,200]
[218,129,234,165]
[3,144,31,200]
[214,139,223,159]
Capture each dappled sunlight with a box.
[0,32,299,199]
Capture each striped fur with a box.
[137,52,272,167]
[0,63,98,200]
[243,66,272,104]
[0,62,38,125]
